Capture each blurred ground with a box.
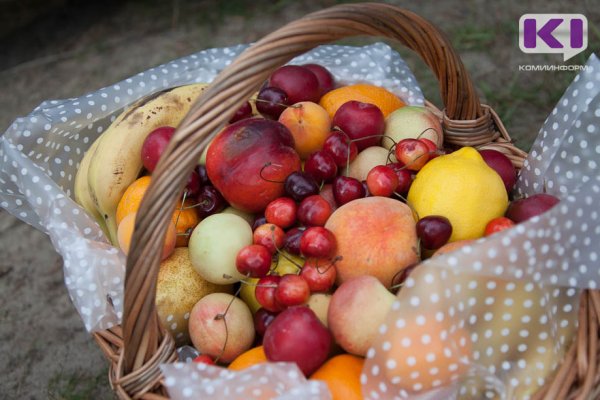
[0,0,598,398]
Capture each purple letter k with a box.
[524,18,563,48]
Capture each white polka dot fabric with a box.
[0,42,422,333]
[363,54,600,399]
[161,362,331,400]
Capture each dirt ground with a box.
[0,1,598,399]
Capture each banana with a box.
[74,137,110,237]
[87,83,208,244]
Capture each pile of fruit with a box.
[74,63,559,397]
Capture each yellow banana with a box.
[87,83,208,244]
[74,137,110,237]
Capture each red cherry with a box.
[256,86,289,119]
[388,162,413,195]
[253,223,285,254]
[484,217,515,236]
[265,197,297,229]
[395,139,430,171]
[297,195,332,227]
[255,275,283,312]
[300,227,336,258]
[366,165,399,197]
[185,170,201,197]
[283,227,306,255]
[192,354,215,365]
[254,308,279,337]
[229,101,252,123]
[323,131,358,167]
[284,171,320,202]
[300,258,336,293]
[196,185,226,218]
[236,244,273,278]
[332,176,365,206]
[416,216,453,250]
[274,274,310,307]
[420,138,440,159]
[304,151,338,183]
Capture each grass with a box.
[47,367,111,400]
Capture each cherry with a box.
[297,195,332,227]
[254,308,279,337]
[332,176,365,206]
[420,138,440,159]
[416,215,452,250]
[265,197,297,229]
[300,258,336,293]
[395,139,430,171]
[283,227,306,255]
[256,86,289,119]
[391,262,419,291]
[274,274,310,307]
[253,223,285,254]
[304,151,338,183]
[284,171,320,202]
[184,170,201,197]
[236,244,273,278]
[361,181,371,197]
[388,162,413,195]
[366,165,399,197]
[269,65,320,104]
[302,64,335,96]
[252,214,267,231]
[195,164,210,187]
[300,227,336,258]
[484,217,515,236]
[323,131,358,167]
[196,185,225,218]
[255,275,283,313]
[229,101,253,123]
[192,354,215,365]
[141,126,176,172]
[332,101,385,150]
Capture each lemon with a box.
[407,147,508,242]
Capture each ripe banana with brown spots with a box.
[84,83,208,245]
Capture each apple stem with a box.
[259,162,285,184]
[212,282,244,364]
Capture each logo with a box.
[519,14,587,61]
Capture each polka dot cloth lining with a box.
[154,54,600,400]
[0,42,423,333]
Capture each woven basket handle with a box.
[122,2,487,379]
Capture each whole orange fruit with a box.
[319,83,404,119]
[228,345,268,370]
[310,354,364,400]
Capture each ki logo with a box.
[519,14,588,61]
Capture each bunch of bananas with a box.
[74,83,208,244]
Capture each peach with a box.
[381,317,471,393]
[117,212,176,260]
[278,101,331,159]
[382,106,443,150]
[324,197,419,287]
[188,293,255,363]
[327,275,395,356]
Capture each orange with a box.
[228,345,268,370]
[319,83,405,119]
[310,354,364,400]
[171,199,200,247]
[117,212,177,260]
[116,176,151,225]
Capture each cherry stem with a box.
[181,200,211,209]
[252,97,291,110]
[393,191,419,221]
[173,190,189,229]
[259,162,285,184]
[415,127,439,141]
[314,255,342,274]
[270,225,303,272]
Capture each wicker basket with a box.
[91,3,600,399]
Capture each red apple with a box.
[479,149,517,193]
[506,193,560,223]
[332,101,385,150]
[206,118,301,213]
[263,306,331,375]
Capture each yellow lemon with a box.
[407,147,508,242]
